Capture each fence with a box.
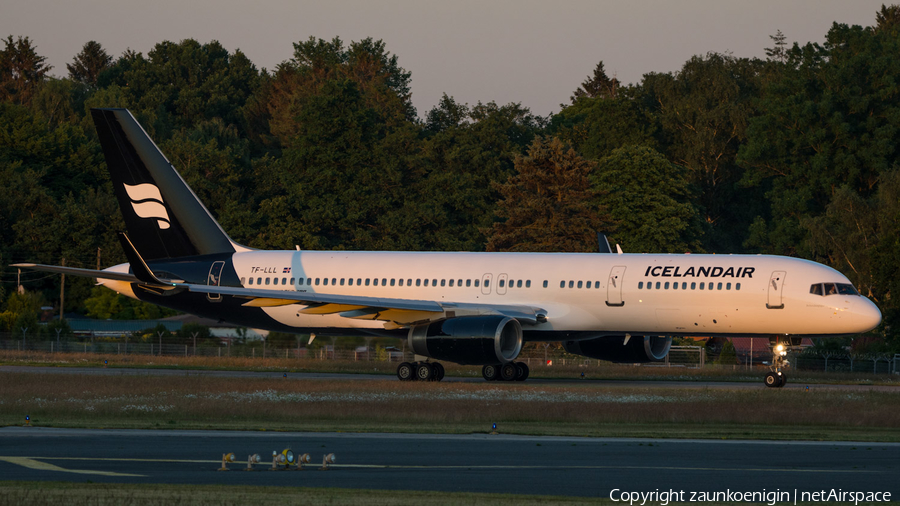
[794,354,897,374]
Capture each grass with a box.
[2,371,899,441]
[0,481,602,505]
[2,349,898,385]
[0,482,893,506]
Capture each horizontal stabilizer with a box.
[11,263,141,284]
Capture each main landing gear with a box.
[397,361,445,382]
[764,342,790,388]
[482,362,529,382]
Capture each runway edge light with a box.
[295,453,310,471]
[245,453,260,471]
[219,453,235,471]
[320,453,335,471]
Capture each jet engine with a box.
[563,335,671,363]
[408,316,523,365]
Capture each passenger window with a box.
[441,279,447,287]
[298,277,304,285]
[466,279,471,287]
[273,278,279,285]
[266,278,270,285]
[577,281,582,289]
[416,279,421,287]
[517,280,522,288]
[682,282,687,289]
[691,282,696,289]
[526,280,531,288]
[290,277,295,285]
[726,283,731,290]
[673,282,678,290]
[348,278,353,286]
[458,279,463,286]
[391,279,396,286]
[257,277,262,285]
[699,282,704,290]
[398,279,403,286]
[586,281,591,289]
[568,280,574,288]
[432,279,438,286]
[248,277,253,285]
[717,282,723,290]
[824,283,837,295]
[638,281,644,289]
[664,282,670,289]
[595,281,601,288]
[365,279,370,286]
[357,278,362,285]
[500,279,505,288]
[483,279,489,287]
[655,282,661,289]
[560,281,565,288]
[283,277,287,285]
[736,283,741,290]
[382,278,387,286]
[241,277,246,284]
[475,280,480,287]
[449,279,454,287]
[543,280,548,288]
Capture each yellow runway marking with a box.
[1,457,875,474]
[0,457,145,477]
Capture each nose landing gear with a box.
[764,342,790,388]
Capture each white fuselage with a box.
[101,250,881,339]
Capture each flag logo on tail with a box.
[123,183,171,230]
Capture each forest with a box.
[2,6,900,350]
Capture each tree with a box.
[592,145,704,253]
[485,137,615,252]
[552,95,657,161]
[570,61,619,103]
[638,52,764,252]
[875,4,900,34]
[67,41,113,85]
[764,30,788,63]
[0,35,51,105]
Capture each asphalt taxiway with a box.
[2,364,898,391]
[1,427,898,498]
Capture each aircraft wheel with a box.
[431,363,445,382]
[416,362,434,381]
[499,363,518,381]
[764,372,779,388]
[397,362,414,381]
[515,362,529,381]
[778,374,787,388]
[482,364,500,381]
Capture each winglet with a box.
[116,232,170,285]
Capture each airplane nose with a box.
[852,298,882,332]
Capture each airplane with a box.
[14,108,883,387]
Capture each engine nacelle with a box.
[563,335,672,363]
[408,316,523,365]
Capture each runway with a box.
[1,427,898,498]
[2,365,898,391]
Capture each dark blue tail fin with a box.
[91,108,238,260]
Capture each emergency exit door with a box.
[606,265,626,307]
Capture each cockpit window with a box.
[837,283,859,295]
[811,282,859,296]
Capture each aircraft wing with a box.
[185,284,546,327]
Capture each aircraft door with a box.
[481,274,492,295]
[207,261,225,302]
[606,265,626,307]
[497,273,508,295]
[766,270,786,309]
